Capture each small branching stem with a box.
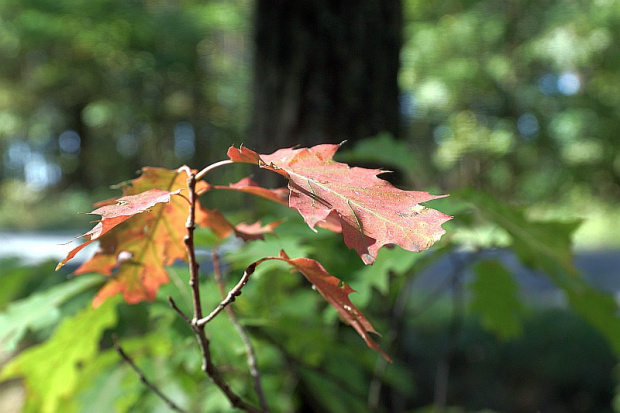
[196,262,257,327]
[112,335,187,413]
[181,171,261,413]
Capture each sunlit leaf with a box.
[228,144,451,264]
[0,298,118,413]
[0,275,101,352]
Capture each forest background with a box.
[1,1,620,412]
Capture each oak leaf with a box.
[199,208,281,242]
[258,251,390,361]
[58,167,202,307]
[213,177,289,206]
[228,144,451,264]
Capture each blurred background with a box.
[1,0,620,412]
[1,0,619,241]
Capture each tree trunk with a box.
[249,0,402,153]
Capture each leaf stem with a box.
[195,159,234,181]
[112,334,187,413]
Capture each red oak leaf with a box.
[198,208,281,242]
[198,209,237,240]
[257,251,390,361]
[214,175,341,233]
[228,144,451,264]
[213,177,289,206]
[58,167,203,307]
[234,220,282,241]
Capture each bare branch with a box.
[168,296,191,324]
[182,171,262,413]
[112,334,186,413]
[196,261,257,328]
[184,173,203,322]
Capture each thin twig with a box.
[212,246,269,412]
[168,296,191,324]
[182,171,261,413]
[196,261,257,327]
[112,334,187,413]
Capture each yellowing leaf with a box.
[58,167,202,307]
[0,298,118,413]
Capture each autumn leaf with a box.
[56,188,180,272]
[198,208,281,242]
[214,176,342,233]
[257,251,390,361]
[213,177,289,206]
[234,220,283,241]
[228,144,451,264]
[58,167,200,307]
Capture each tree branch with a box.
[182,171,262,413]
[196,261,257,328]
[168,296,191,324]
[112,334,186,413]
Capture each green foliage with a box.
[1,0,620,410]
[0,274,101,351]
[2,185,619,411]
[401,0,620,204]
[0,0,251,190]
[403,307,616,412]
[0,297,119,413]
[469,260,523,340]
[461,189,620,353]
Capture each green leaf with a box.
[565,285,620,355]
[469,260,523,339]
[0,274,102,352]
[461,189,580,278]
[0,258,37,309]
[0,297,119,413]
[462,189,620,353]
[354,246,419,306]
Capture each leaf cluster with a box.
[1,142,619,412]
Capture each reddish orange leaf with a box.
[213,175,341,233]
[258,251,390,361]
[197,208,281,242]
[213,177,289,206]
[228,144,451,264]
[234,220,282,241]
[198,209,237,240]
[56,188,180,271]
[58,167,202,307]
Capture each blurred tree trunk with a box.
[250,0,402,153]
